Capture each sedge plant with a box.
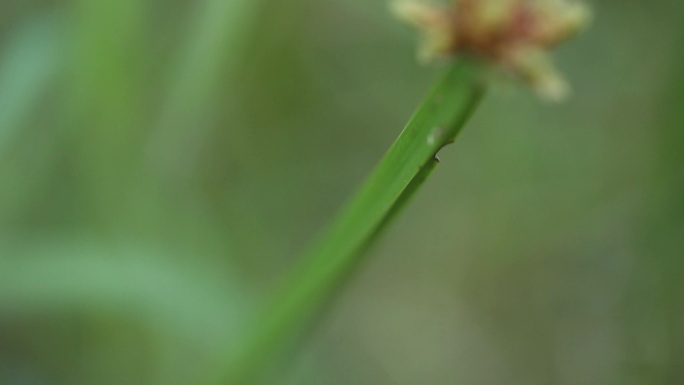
[213,1,591,384]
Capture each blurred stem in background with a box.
[212,61,484,385]
[0,15,61,157]
[151,0,262,183]
[69,0,148,231]
[68,0,265,238]
[0,14,63,223]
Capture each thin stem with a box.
[214,60,485,385]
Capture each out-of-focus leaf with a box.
[0,238,250,354]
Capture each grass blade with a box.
[215,60,485,385]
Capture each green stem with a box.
[216,60,485,385]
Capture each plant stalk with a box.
[215,60,485,385]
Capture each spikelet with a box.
[393,0,591,101]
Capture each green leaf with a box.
[213,60,485,385]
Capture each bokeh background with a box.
[1,0,683,384]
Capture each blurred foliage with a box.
[0,0,683,385]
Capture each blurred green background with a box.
[1,0,683,384]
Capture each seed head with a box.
[393,0,591,101]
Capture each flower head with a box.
[393,0,591,101]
